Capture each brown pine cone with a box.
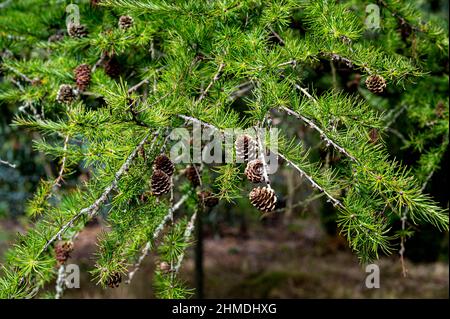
[56,84,76,104]
[244,159,264,183]
[185,165,200,187]
[48,33,64,43]
[365,75,386,94]
[198,191,219,208]
[118,15,134,30]
[249,187,277,213]
[153,154,174,176]
[67,23,88,39]
[151,169,171,195]
[235,134,257,162]
[368,128,379,144]
[106,272,122,288]
[103,55,121,78]
[74,64,91,91]
[54,241,74,266]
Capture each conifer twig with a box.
[281,106,357,162]
[253,125,272,189]
[173,210,197,274]
[126,193,189,284]
[276,152,343,208]
[54,135,69,187]
[399,208,408,278]
[40,130,159,254]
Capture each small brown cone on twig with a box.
[244,159,264,183]
[235,134,257,162]
[198,191,219,208]
[365,75,386,94]
[118,15,134,30]
[185,165,200,187]
[249,187,277,213]
[74,64,91,91]
[369,128,379,144]
[56,84,76,104]
[106,272,122,288]
[151,169,171,196]
[153,154,174,177]
[54,241,74,266]
[67,23,88,39]
[103,55,121,78]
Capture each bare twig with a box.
[196,63,225,103]
[0,158,17,168]
[399,208,408,278]
[128,79,150,94]
[277,152,343,208]
[281,105,357,162]
[253,125,272,189]
[4,64,33,83]
[54,135,69,187]
[54,265,66,299]
[40,130,159,254]
[126,193,189,284]
[173,210,197,273]
[268,26,285,46]
[91,52,107,73]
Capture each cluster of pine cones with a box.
[235,134,277,213]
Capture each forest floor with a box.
[0,217,448,298]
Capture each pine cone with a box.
[244,159,264,183]
[365,75,386,94]
[159,261,172,274]
[103,56,121,78]
[54,241,74,266]
[106,272,122,288]
[56,84,76,104]
[118,15,134,30]
[67,23,88,39]
[74,64,91,91]
[198,191,219,208]
[249,187,277,213]
[153,154,174,176]
[235,134,257,162]
[185,165,200,187]
[151,169,171,195]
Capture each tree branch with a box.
[126,193,189,284]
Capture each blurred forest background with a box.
[0,0,449,298]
